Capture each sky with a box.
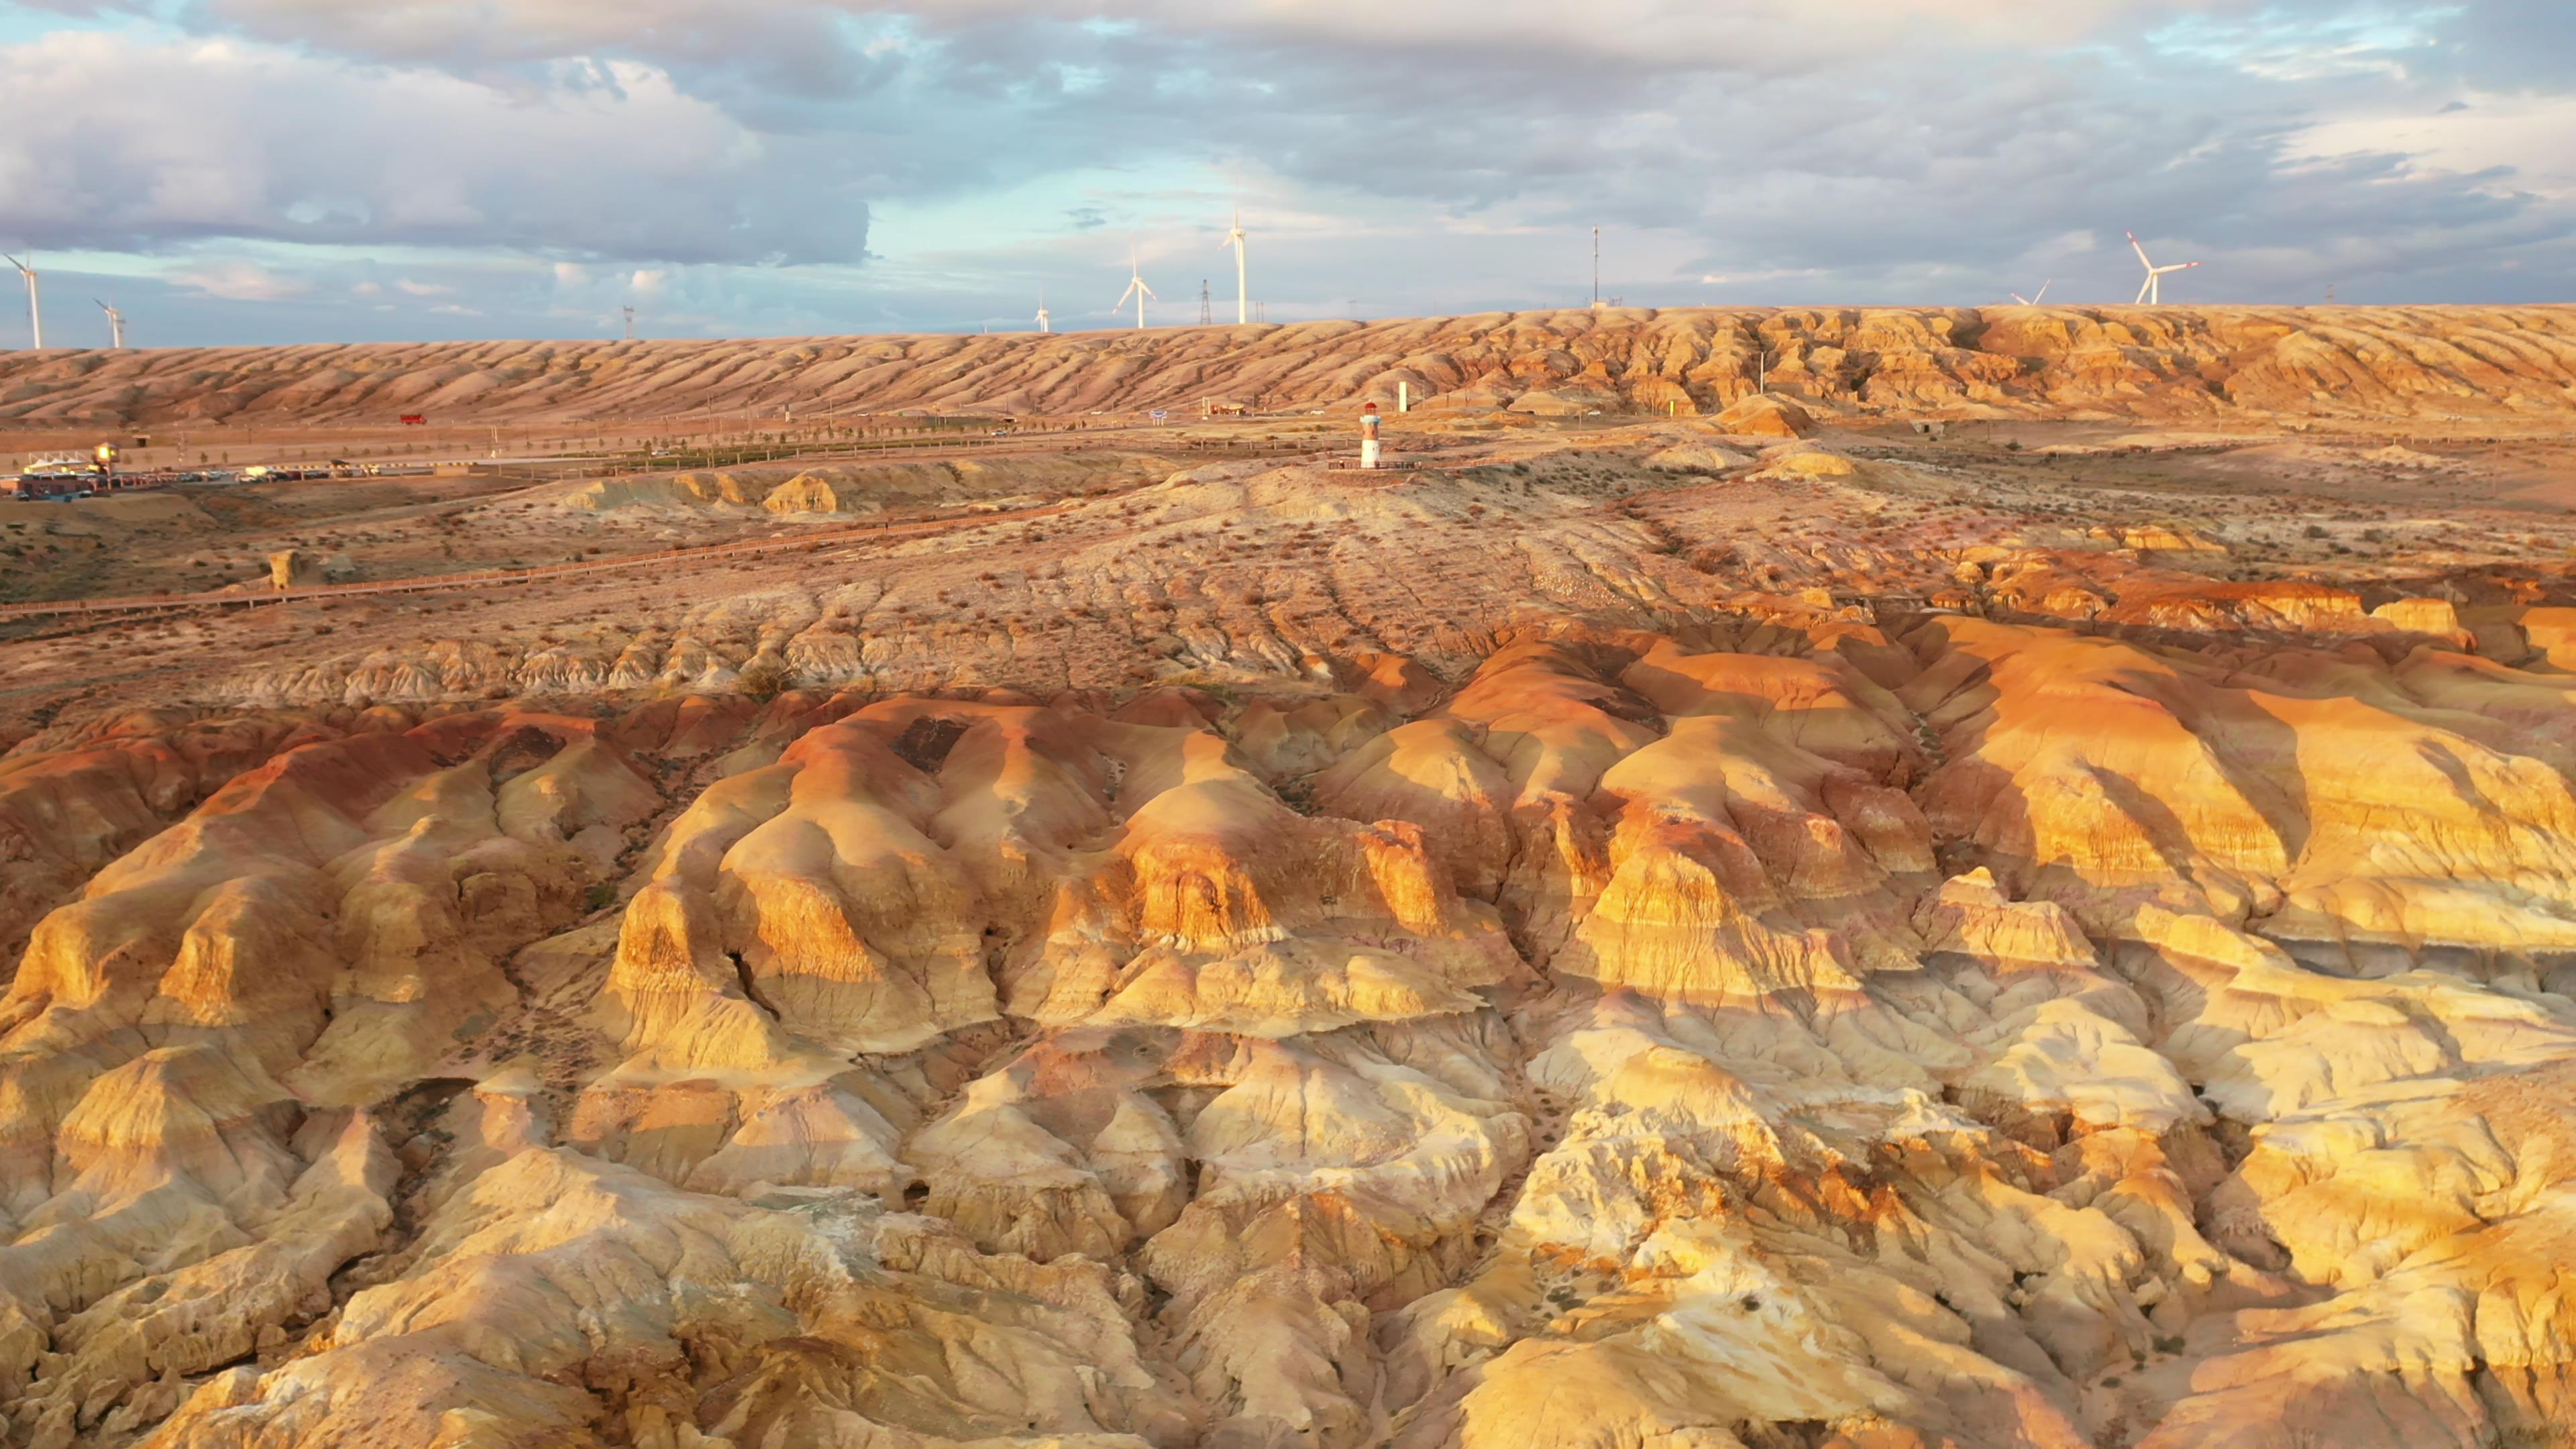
[0,0,2567,345]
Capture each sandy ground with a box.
[5,411,2571,733]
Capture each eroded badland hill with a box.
[7,305,2576,1449]
[1,305,2571,428]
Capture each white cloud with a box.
[0,30,801,262]
[394,277,451,296]
[2298,93,2576,200]
[164,258,309,301]
[0,0,2568,343]
[163,0,2271,79]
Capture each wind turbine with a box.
[96,299,124,349]
[1219,209,1248,325]
[2127,231,2201,305]
[5,254,40,349]
[1036,289,1051,333]
[2008,280,2052,306]
[1114,248,1156,329]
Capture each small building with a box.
[1203,400,1248,417]
[1,475,86,500]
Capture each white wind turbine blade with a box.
[2033,280,2051,304]
[2009,292,2031,306]
[2127,231,2155,270]
[1138,280,1157,300]
[2137,274,2154,305]
[8,254,36,348]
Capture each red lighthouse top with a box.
[1362,402,1379,413]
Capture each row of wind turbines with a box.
[2005,231,2205,308]
[1,254,125,349]
[1045,209,1254,333]
[3,220,2210,349]
[1069,215,2209,335]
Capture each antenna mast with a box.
[1199,278,1212,326]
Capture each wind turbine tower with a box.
[2127,231,2202,305]
[5,254,40,349]
[1115,249,1157,329]
[1220,209,1248,325]
[96,300,124,349]
[1036,290,1052,333]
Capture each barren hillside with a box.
[8,315,2576,1449]
[3,305,2573,427]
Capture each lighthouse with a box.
[1360,402,1381,470]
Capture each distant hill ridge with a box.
[1,304,2571,425]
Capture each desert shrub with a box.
[737,657,793,702]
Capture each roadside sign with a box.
[1148,410,1167,421]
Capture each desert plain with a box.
[2,304,2576,1448]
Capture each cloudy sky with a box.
[0,0,2567,345]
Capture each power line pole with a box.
[1199,278,1212,326]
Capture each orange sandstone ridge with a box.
[1,305,2572,425]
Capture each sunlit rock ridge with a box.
[1,305,2571,425]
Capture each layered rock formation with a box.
[9,307,2576,1446]
[3,305,2572,427]
[12,601,2576,1446]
